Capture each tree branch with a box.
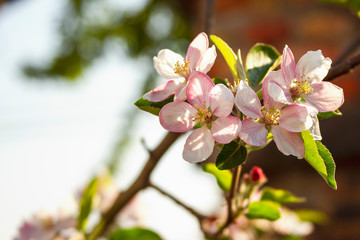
[88,131,182,240]
[324,50,360,82]
[149,183,206,223]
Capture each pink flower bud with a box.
[250,166,266,182]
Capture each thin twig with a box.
[204,0,215,35]
[324,50,360,82]
[88,132,182,240]
[149,183,206,223]
[333,34,360,66]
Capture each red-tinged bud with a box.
[250,166,266,182]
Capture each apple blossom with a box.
[267,45,344,112]
[143,32,217,102]
[159,71,240,163]
[235,79,318,159]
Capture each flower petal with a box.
[279,103,317,132]
[239,119,268,146]
[196,45,217,74]
[186,32,209,70]
[209,84,234,117]
[211,116,241,144]
[186,71,215,107]
[154,49,184,79]
[143,80,184,102]
[174,83,187,102]
[235,80,262,119]
[159,102,197,132]
[296,50,331,83]
[272,126,305,159]
[264,70,292,105]
[183,126,214,163]
[309,115,322,141]
[281,45,296,86]
[304,81,344,112]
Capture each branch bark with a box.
[88,131,182,240]
[325,50,360,82]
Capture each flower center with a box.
[261,105,281,127]
[193,102,212,125]
[290,75,313,100]
[174,59,191,78]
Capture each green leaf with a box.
[245,43,281,88]
[245,200,281,221]
[134,95,174,116]
[212,77,229,86]
[202,163,232,192]
[237,49,247,80]
[77,177,98,231]
[301,130,337,189]
[109,227,162,240]
[282,235,305,240]
[261,187,305,204]
[216,141,247,170]
[317,109,342,119]
[210,35,238,79]
[295,209,327,225]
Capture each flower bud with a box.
[250,166,267,183]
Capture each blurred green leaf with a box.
[212,77,229,86]
[320,0,360,18]
[261,187,305,204]
[210,35,238,79]
[202,163,232,192]
[295,209,327,225]
[216,141,247,170]
[301,130,337,189]
[246,200,281,221]
[77,177,98,231]
[236,49,247,80]
[317,109,342,119]
[245,43,281,88]
[282,235,305,240]
[134,95,174,116]
[109,227,162,240]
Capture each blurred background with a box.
[0,0,359,239]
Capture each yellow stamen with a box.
[192,102,212,125]
[174,59,191,78]
[261,105,282,126]
[290,75,314,99]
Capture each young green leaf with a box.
[210,35,238,79]
[202,163,232,192]
[245,200,281,221]
[212,77,229,86]
[109,227,162,240]
[282,235,305,240]
[317,109,342,119]
[301,130,337,189]
[245,43,281,88]
[77,177,98,231]
[261,187,305,204]
[134,95,174,116]
[295,209,327,225]
[216,141,247,170]
[237,49,247,80]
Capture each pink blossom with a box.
[143,32,217,102]
[267,45,344,112]
[235,79,318,159]
[250,166,267,183]
[159,71,240,163]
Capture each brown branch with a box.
[88,132,182,240]
[334,34,360,65]
[149,183,206,223]
[324,50,360,82]
[204,0,216,35]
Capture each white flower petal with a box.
[186,32,209,70]
[196,45,217,73]
[309,115,322,141]
[159,102,197,132]
[239,119,268,146]
[279,104,317,132]
[209,84,234,117]
[211,116,240,144]
[174,83,187,102]
[262,70,287,108]
[296,50,331,83]
[183,126,214,163]
[143,80,184,102]
[281,45,296,86]
[186,71,215,107]
[235,80,262,119]
[272,126,305,159]
[304,81,344,112]
[154,49,184,79]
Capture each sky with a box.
[0,0,221,239]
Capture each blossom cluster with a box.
[144,33,344,163]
